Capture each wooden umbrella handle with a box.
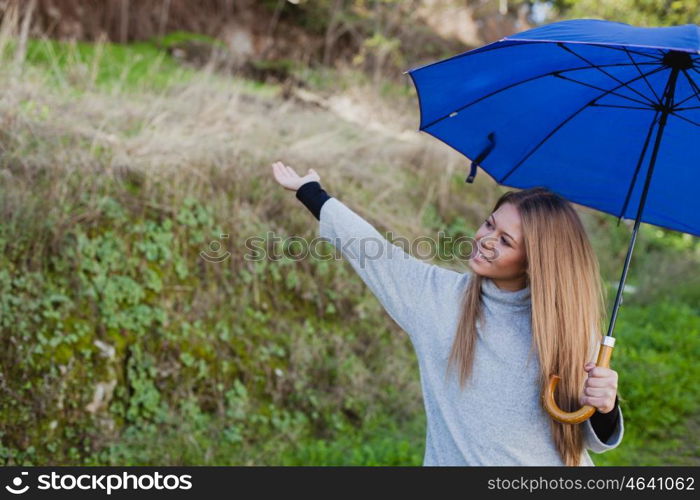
[543,336,616,424]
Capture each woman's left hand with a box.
[579,362,618,414]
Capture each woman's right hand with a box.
[271,161,321,191]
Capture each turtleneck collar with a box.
[481,276,531,309]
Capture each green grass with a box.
[274,413,425,466]
[2,34,235,93]
[593,300,700,465]
[92,410,425,466]
[152,30,227,50]
[21,38,194,91]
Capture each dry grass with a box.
[0,14,496,273]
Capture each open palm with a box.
[271,161,321,191]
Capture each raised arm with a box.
[271,161,468,351]
[316,194,468,343]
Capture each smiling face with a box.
[468,202,529,290]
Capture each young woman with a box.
[271,161,623,466]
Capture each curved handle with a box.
[543,336,616,424]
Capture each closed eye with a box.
[483,219,511,247]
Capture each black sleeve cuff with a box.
[589,395,620,443]
[295,181,331,221]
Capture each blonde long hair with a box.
[446,186,608,466]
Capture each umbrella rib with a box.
[557,43,658,107]
[678,68,700,106]
[515,41,663,61]
[623,47,662,102]
[553,73,655,108]
[408,40,661,74]
[591,44,663,61]
[498,65,666,184]
[669,110,700,128]
[616,110,660,225]
[421,62,657,131]
[672,88,700,108]
[407,40,538,73]
[589,103,654,110]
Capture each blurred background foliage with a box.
[0,0,698,466]
[552,0,700,26]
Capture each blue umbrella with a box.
[405,18,699,424]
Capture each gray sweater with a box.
[317,196,624,466]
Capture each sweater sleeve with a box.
[314,195,467,350]
[582,399,624,453]
[589,396,620,443]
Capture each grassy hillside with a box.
[0,35,698,466]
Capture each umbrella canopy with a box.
[407,18,700,237]
[405,18,700,424]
